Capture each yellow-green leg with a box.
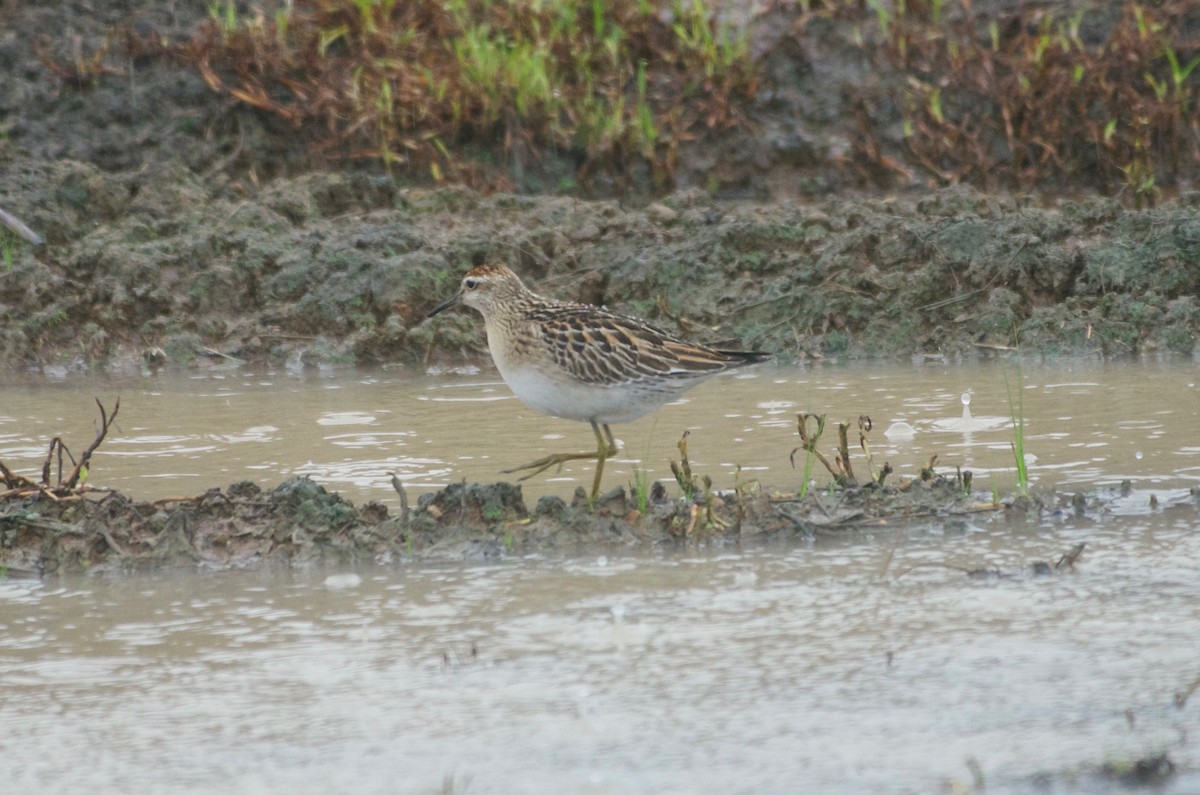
[502,420,619,504]
[589,422,618,503]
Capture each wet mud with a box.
[5,165,1200,370]
[6,465,1197,575]
[0,472,1047,574]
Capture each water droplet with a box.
[1135,451,1143,461]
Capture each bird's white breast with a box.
[485,316,693,424]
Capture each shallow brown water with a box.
[1,358,1198,504]
[3,516,1199,794]
[3,358,1200,792]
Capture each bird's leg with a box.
[588,423,619,505]
[502,420,620,504]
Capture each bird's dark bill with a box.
[427,290,462,318]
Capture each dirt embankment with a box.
[3,3,1200,371]
[3,168,1200,370]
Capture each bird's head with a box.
[427,264,530,319]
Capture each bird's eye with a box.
[464,278,478,290]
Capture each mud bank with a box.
[5,473,1184,575]
[4,5,1200,371]
[4,174,1200,371]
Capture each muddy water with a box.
[1,358,1198,504]
[3,517,1199,794]
[3,359,1200,792]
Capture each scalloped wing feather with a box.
[530,304,760,387]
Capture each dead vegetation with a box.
[889,541,1086,580]
[132,0,755,190]
[837,0,1200,203]
[790,412,962,494]
[30,1,1200,197]
[0,399,120,501]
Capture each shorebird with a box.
[427,264,769,502]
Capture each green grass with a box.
[146,0,756,187]
[867,0,1200,198]
[205,0,238,35]
[631,465,651,513]
[1003,365,1029,493]
[793,412,826,498]
[1,232,16,271]
[629,421,658,512]
[796,445,816,499]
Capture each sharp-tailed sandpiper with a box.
[427,264,768,501]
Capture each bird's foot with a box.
[504,420,620,508]
[501,450,601,481]
[502,441,620,509]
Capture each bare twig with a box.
[0,206,45,245]
[389,471,410,531]
[41,437,75,487]
[858,415,876,482]
[151,496,201,506]
[836,421,855,484]
[893,561,1008,579]
[61,398,120,490]
[0,460,37,490]
[1055,542,1086,570]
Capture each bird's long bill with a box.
[427,290,463,318]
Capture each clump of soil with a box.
[6,468,1189,574]
[0,471,997,574]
